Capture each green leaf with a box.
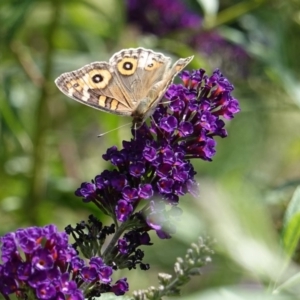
[282,186,300,257]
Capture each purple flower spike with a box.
[74,67,239,239]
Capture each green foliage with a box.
[282,186,300,258]
[1,0,300,298]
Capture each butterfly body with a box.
[55,48,193,129]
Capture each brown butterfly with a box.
[55,48,193,129]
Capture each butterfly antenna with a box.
[134,123,137,140]
[97,122,131,137]
[150,116,163,135]
[160,98,177,105]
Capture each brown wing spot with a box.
[98,95,107,107]
[84,69,112,89]
[117,57,138,75]
[69,79,85,92]
[66,81,73,89]
[145,59,162,71]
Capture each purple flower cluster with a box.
[75,69,240,238]
[0,225,128,299]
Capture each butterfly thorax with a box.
[132,98,155,129]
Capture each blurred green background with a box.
[1,0,300,298]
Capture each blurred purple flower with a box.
[126,0,201,35]
[125,0,251,78]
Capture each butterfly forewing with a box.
[55,62,134,115]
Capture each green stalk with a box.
[25,0,60,224]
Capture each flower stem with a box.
[102,221,128,260]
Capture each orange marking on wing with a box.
[110,99,119,110]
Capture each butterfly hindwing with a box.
[55,62,133,116]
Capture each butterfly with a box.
[55,47,193,129]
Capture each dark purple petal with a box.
[129,161,145,177]
[122,186,139,202]
[0,277,19,295]
[28,270,48,288]
[157,178,174,194]
[80,266,98,282]
[139,232,151,245]
[99,266,113,284]
[156,163,172,178]
[71,257,85,271]
[138,184,153,199]
[173,165,189,182]
[17,262,31,280]
[164,193,179,204]
[156,230,172,239]
[143,145,157,161]
[111,174,128,191]
[115,200,133,222]
[36,282,57,299]
[32,249,54,271]
[59,273,78,294]
[118,238,128,254]
[178,121,193,136]
[160,116,178,132]
[89,257,104,269]
[110,277,129,296]
[102,146,118,161]
[75,182,96,201]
